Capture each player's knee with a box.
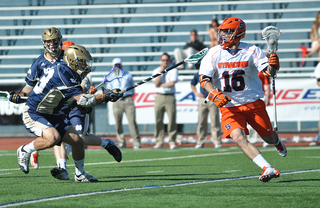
[230,129,246,144]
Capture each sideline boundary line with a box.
[1,146,320,172]
[1,168,320,207]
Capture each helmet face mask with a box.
[63,45,93,78]
[217,17,246,49]
[42,27,62,57]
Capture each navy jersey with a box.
[26,62,83,115]
[25,51,65,87]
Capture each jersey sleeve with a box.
[254,46,269,72]
[25,59,41,87]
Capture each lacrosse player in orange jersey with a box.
[199,17,287,182]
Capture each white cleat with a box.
[17,145,31,174]
[274,140,287,157]
[75,173,98,182]
[153,144,165,149]
[195,144,204,149]
[170,144,177,150]
[30,151,39,169]
[51,168,70,180]
[259,166,280,182]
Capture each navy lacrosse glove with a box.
[101,87,123,103]
[9,91,27,104]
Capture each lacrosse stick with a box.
[119,48,209,94]
[94,65,124,89]
[262,26,282,131]
[0,91,27,102]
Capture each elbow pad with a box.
[199,74,211,89]
[77,94,97,108]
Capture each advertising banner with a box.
[108,78,320,124]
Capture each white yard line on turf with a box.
[1,168,320,208]
[1,146,320,172]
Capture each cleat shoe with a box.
[170,144,177,149]
[30,151,39,169]
[153,144,164,149]
[17,145,31,174]
[75,172,98,182]
[133,144,141,150]
[275,140,287,157]
[51,168,70,180]
[105,139,122,162]
[259,166,280,182]
[195,144,204,149]
[310,141,320,146]
[215,144,222,149]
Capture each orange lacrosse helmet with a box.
[62,41,74,50]
[217,17,246,49]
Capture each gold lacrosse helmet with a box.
[63,45,93,78]
[41,27,62,57]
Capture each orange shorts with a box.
[220,99,273,138]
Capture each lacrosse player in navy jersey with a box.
[10,29,122,181]
[16,44,123,182]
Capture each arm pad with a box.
[199,74,211,89]
[77,94,97,107]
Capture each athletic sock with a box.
[23,141,36,153]
[252,154,272,169]
[74,158,85,176]
[100,138,108,148]
[57,158,67,170]
[65,144,72,156]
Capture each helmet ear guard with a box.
[217,17,246,49]
[63,45,93,78]
[42,27,62,57]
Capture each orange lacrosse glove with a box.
[268,53,280,71]
[208,89,231,108]
[90,86,97,94]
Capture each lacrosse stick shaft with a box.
[271,66,278,131]
[119,60,184,93]
[119,48,208,94]
[0,91,27,101]
[94,81,105,89]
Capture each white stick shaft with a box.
[271,75,278,131]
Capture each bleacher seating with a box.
[0,0,319,136]
[0,0,319,84]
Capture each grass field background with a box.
[0,146,320,207]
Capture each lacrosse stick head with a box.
[262,26,281,54]
[105,64,124,89]
[0,91,9,101]
[185,48,209,64]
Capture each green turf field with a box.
[0,146,320,207]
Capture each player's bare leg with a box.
[17,127,61,174]
[62,127,98,182]
[65,133,122,163]
[230,129,260,160]
[230,128,280,182]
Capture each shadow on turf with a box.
[96,172,228,183]
[277,179,320,183]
